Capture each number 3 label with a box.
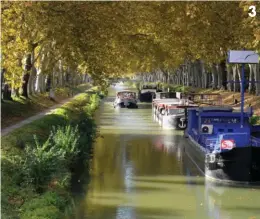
[249,5,256,17]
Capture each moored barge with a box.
[153,97,197,129]
[138,84,159,102]
[183,50,260,184]
[184,106,260,183]
[158,101,198,129]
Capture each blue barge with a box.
[185,106,260,183]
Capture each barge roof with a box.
[153,98,180,102]
[189,106,233,112]
[117,90,136,93]
[188,106,254,116]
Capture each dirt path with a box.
[1,94,81,137]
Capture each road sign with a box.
[228,50,259,127]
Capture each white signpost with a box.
[227,50,259,127]
[228,50,259,64]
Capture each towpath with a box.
[2,93,82,137]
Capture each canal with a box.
[70,85,260,219]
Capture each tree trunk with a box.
[201,61,207,88]
[28,66,37,95]
[1,69,12,101]
[21,53,32,98]
[195,60,202,88]
[48,71,55,100]
[21,72,29,97]
[211,64,218,89]
[190,63,195,87]
[192,63,197,87]
[58,60,63,87]
[83,74,86,83]
[43,75,47,92]
[188,63,192,86]
[232,65,239,92]
[46,73,51,92]
[237,64,242,93]
[36,71,45,93]
[2,84,12,100]
[52,68,57,88]
[28,73,33,95]
[12,88,20,97]
[219,62,226,90]
[226,63,232,91]
[35,69,40,93]
[1,69,4,97]
[248,64,255,94]
[253,64,260,96]
[149,74,152,82]
[27,45,38,96]
[1,69,5,100]
[217,63,223,89]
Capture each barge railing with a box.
[184,93,223,106]
[251,137,260,147]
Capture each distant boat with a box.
[113,90,138,108]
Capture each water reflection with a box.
[204,181,260,219]
[154,133,184,162]
[116,140,136,219]
[68,86,260,219]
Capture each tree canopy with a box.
[1,1,259,89]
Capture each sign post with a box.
[241,63,245,127]
[227,50,259,128]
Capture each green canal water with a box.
[69,85,260,219]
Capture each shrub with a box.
[22,136,64,190]
[20,191,66,219]
[21,206,60,219]
[21,125,81,190]
[77,117,97,155]
[89,94,100,111]
[50,125,80,167]
[2,155,24,185]
[250,116,260,125]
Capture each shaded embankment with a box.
[1,89,101,219]
[1,84,91,129]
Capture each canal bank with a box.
[68,85,260,219]
[1,88,101,219]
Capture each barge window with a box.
[228,129,233,132]
[218,129,224,132]
[168,109,184,114]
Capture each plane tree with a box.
[2,1,260,99]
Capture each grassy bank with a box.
[2,84,91,128]
[1,89,101,219]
